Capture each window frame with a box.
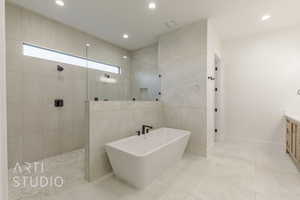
[22,43,121,74]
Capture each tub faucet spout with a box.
[142,125,153,135]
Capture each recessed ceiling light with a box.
[123,34,129,39]
[86,43,91,47]
[122,56,128,59]
[148,2,156,10]
[261,14,271,21]
[55,0,64,7]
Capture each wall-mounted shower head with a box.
[57,65,64,72]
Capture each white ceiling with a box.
[7,0,300,50]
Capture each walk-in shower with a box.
[5,2,160,199]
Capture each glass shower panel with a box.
[7,43,88,200]
[17,45,89,160]
[129,45,161,101]
[86,44,131,101]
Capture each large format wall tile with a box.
[5,3,22,41]
[6,3,131,168]
[130,44,160,101]
[88,101,164,181]
[7,136,23,168]
[158,21,208,156]
[7,101,23,139]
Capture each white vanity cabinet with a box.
[286,117,300,170]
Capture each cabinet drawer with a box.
[292,123,297,158]
[297,126,300,161]
[287,119,292,132]
[286,120,292,153]
[286,117,300,170]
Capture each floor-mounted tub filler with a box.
[105,128,191,188]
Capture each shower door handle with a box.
[208,76,215,80]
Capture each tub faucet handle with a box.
[142,125,153,135]
[136,130,141,136]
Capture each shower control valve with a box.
[54,99,64,107]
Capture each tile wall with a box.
[158,20,209,156]
[87,101,164,181]
[6,3,130,168]
[130,44,160,101]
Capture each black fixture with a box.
[156,98,159,101]
[54,99,64,107]
[132,98,136,101]
[136,130,141,136]
[215,129,218,133]
[104,74,110,78]
[142,125,153,135]
[208,76,215,80]
[214,108,218,112]
[158,92,161,95]
[94,97,99,101]
[57,65,64,72]
[158,74,162,78]
[215,88,218,92]
[215,67,218,71]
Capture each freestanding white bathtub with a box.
[105,128,190,188]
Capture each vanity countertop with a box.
[285,112,300,122]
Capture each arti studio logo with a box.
[12,161,64,188]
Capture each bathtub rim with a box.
[105,128,190,158]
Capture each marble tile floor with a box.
[8,149,87,200]
[11,141,300,200]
